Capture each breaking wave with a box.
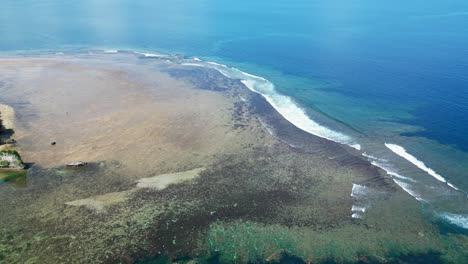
[439,212,468,229]
[135,51,166,58]
[385,143,447,183]
[362,152,388,162]
[369,160,416,182]
[181,58,361,150]
[392,179,425,202]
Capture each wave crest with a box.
[439,212,468,229]
[182,58,361,150]
[385,143,446,183]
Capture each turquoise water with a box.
[1,0,468,229]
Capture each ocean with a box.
[1,0,468,230]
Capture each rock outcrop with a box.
[0,150,26,170]
[0,105,16,148]
[66,161,88,167]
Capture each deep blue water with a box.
[1,0,468,228]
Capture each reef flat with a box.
[0,52,466,263]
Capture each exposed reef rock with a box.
[66,161,88,167]
[136,167,205,190]
[0,104,15,131]
[0,104,16,148]
[0,104,26,170]
[0,150,26,170]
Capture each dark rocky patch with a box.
[165,67,243,92]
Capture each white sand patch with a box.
[136,167,205,190]
[65,190,134,212]
[66,168,206,212]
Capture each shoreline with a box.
[0,51,466,263]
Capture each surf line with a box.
[385,143,462,192]
[181,57,362,151]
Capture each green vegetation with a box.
[195,221,467,264]
[0,150,26,169]
[0,150,21,159]
[0,169,27,184]
[0,160,9,167]
[205,222,299,263]
[0,138,15,144]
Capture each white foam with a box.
[193,57,202,61]
[182,63,232,79]
[242,71,268,81]
[135,51,164,58]
[385,143,446,183]
[351,213,362,219]
[206,61,228,67]
[350,144,362,150]
[447,182,460,191]
[370,161,416,182]
[352,205,366,213]
[217,69,231,78]
[439,212,468,229]
[144,53,162,57]
[104,49,118,53]
[238,95,247,102]
[181,63,205,67]
[240,79,360,150]
[183,59,361,150]
[351,184,368,197]
[392,179,425,202]
[362,152,388,162]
